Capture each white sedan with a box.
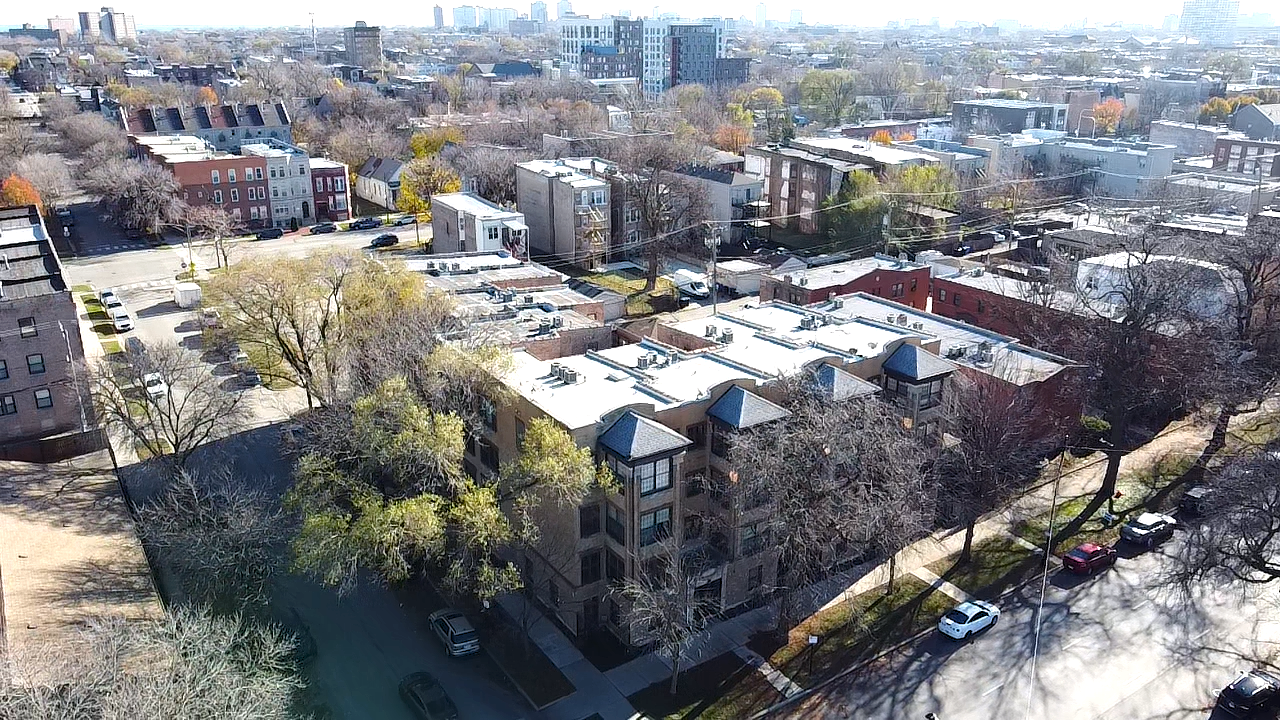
[938,600,1001,640]
[141,372,169,400]
[110,308,134,332]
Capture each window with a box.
[26,353,45,375]
[33,388,52,409]
[0,395,14,414]
[605,503,626,544]
[230,188,239,202]
[977,299,985,313]
[591,190,605,205]
[953,293,961,307]
[606,549,625,580]
[710,426,731,458]
[272,187,279,198]
[255,168,263,180]
[741,522,767,556]
[580,551,602,584]
[18,317,36,338]
[228,168,236,183]
[245,166,255,181]
[548,582,560,606]
[635,458,672,495]
[213,190,223,204]
[891,282,904,298]
[0,360,6,379]
[921,378,945,409]
[938,289,947,302]
[625,207,640,223]
[211,170,220,185]
[625,230,639,245]
[335,177,345,191]
[269,166,277,179]
[639,507,672,546]
[579,503,601,538]
[246,187,255,201]
[480,396,497,431]
[686,422,707,448]
[250,207,260,220]
[748,565,763,592]
[486,225,500,243]
[477,438,499,471]
[911,278,918,291]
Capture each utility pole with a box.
[705,224,722,316]
[59,322,88,433]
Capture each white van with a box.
[671,269,710,298]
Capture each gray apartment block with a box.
[1041,137,1176,198]
[0,206,90,448]
[515,158,613,269]
[952,99,1068,136]
[240,139,315,228]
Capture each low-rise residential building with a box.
[1211,136,1280,178]
[952,99,1069,137]
[1230,103,1280,141]
[240,139,314,229]
[677,166,764,244]
[491,300,957,644]
[1041,137,1176,198]
[130,134,270,229]
[308,158,351,222]
[431,193,529,256]
[1149,120,1244,158]
[119,102,293,153]
[0,206,90,449]
[759,254,933,309]
[354,157,404,212]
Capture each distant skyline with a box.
[13,0,1276,31]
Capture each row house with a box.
[120,102,292,153]
[131,135,271,229]
[759,254,932,310]
[430,193,529,257]
[488,301,963,645]
[240,140,315,228]
[308,158,351,222]
[0,206,90,448]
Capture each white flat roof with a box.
[769,255,926,289]
[433,192,525,220]
[309,157,346,169]
[516,158,609,189]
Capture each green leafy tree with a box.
[822,170,886,252]
[799,69,861,124]
[409,126,466,159]
[399,156,462,219]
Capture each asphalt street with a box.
[783,536,1280,720]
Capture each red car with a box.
[1062,542,1117,574]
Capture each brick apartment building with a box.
[131,135,270,229]
[759,255,933,309]
[0,206,90,448]
[1212,136,1280,178]
[309,158,351,222]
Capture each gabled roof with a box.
[707,385,790,429]
[598,411,691,460]
[357,157,404,184]
[882,343,955,381]
[811,364,880,401]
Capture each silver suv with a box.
[427,608,480,657]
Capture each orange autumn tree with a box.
[711,124,752,154]
[196,86,219,106]
[0,174,43,213]
[1091,98,1125,135]
[869,129,895,145]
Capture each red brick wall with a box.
[167,156,270,229]
[762,265,932,309]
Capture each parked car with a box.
[141,372,168,400]
[256,227,285,240]
[229,351,251,372]
[271,606,317,665]
[110,308,134,332]
[348,217,382,230]
[427,608,480,656]
[393,214,417,226]
[201,308,222,329]
[398,672,459,720]
[124,337,146,355]
[55,207,74,226]
[370,233,400,248]
[240,368,262,387]
[1119,512,1177,548]
[1218,668,1280,717]
[309,222,337,234]
[1062,542,1117,575]
[99,288,122,310]
[1180,486,1215,516]
[937,600,1000,640]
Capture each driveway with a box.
[275,575,530,720]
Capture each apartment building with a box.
[759,254,932,309]
[0,206,89,448]
[431,193,529,256]
[130,135,270,229]
[119,102,293,153]
[240,140,314,228]
[488,301,957,643]
[1149,120,1244,158]
[1039,137,1176,199]
[344,21,384,71]
[1212,136,1280,177]
[1178,0,1240,45]
[951,99,1069,137]
[309,158,351,222]
[677,165,764,243]
[516,158,613,269]
[560,17,616,74]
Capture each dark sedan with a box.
[309,222,337,234]
[370,233,400,248]
[1218,669,1280,717]
[256,227,285,240]
[348,217,382,230]
[398,672,459,720]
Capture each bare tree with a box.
[729,376,934,631]
[613,540,717,695]
[84,159,184,233]
[0,608,304,719]
[51,112,127,159]
[182,204,238,268]
[136,470,285,613]
[446,145,533,206]
[92,342,252,470]
[14,153,74,209]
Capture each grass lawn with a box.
[71,283,92,293]
[101,339,122,355]
[749,575,953,688]
[929,536,1042,600]
[628,652,782,720]
[582,271,677,317]
[1011,492,1122,554]
[242,344,296,391]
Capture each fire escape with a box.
[575,204,607,268]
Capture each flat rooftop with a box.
[957,98,1061,109]
[517,158,610,189]
[506,301,921,431]
[241,142,306,158]
[768,254,927,290]
[823,292,1075,385]
[132,134,230,162]
[410,253,563,293]
[0,453,163,683]
[794,137,941,166]
[0,206,67,299]
[309,157,346,169]
[455,284,602,317]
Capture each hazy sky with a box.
[18,0,1273,31]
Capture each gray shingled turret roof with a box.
[811,364,880,401]
[599,411,691,460]
[707,385,790,429]
[882,344,955,381]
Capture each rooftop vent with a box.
[886,314,895,323]
[549,362,562,378]
[553,315,563,328]
[800,315,818,330]
[524,295,534,304]
[972,267,984,277]
[799,277,808,286]
[912,322,924,330]
[832,298,844,309]
[563,368,579,383]
[637,355,650,369]
[897,314,908,326]
[704,324,717,338]
[720,328,734,343]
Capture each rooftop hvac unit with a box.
[720,328,734,343]
[912,322,924,330]
[563,369,579,383]
[553,315,563,328]
[832,298,844,309]
[637,355,650,369]
[829,292,837,301]
[897,314,908,326]
[452,262,462,271]
[705,324,717,338]
[524,295,534,304]
[972,267,984,277]
[539,320,554,333]
[886,314,895,323]
[800,315,817,330]
[799,278,808,286]
[424,261,435,269]
[550,362,562,378]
